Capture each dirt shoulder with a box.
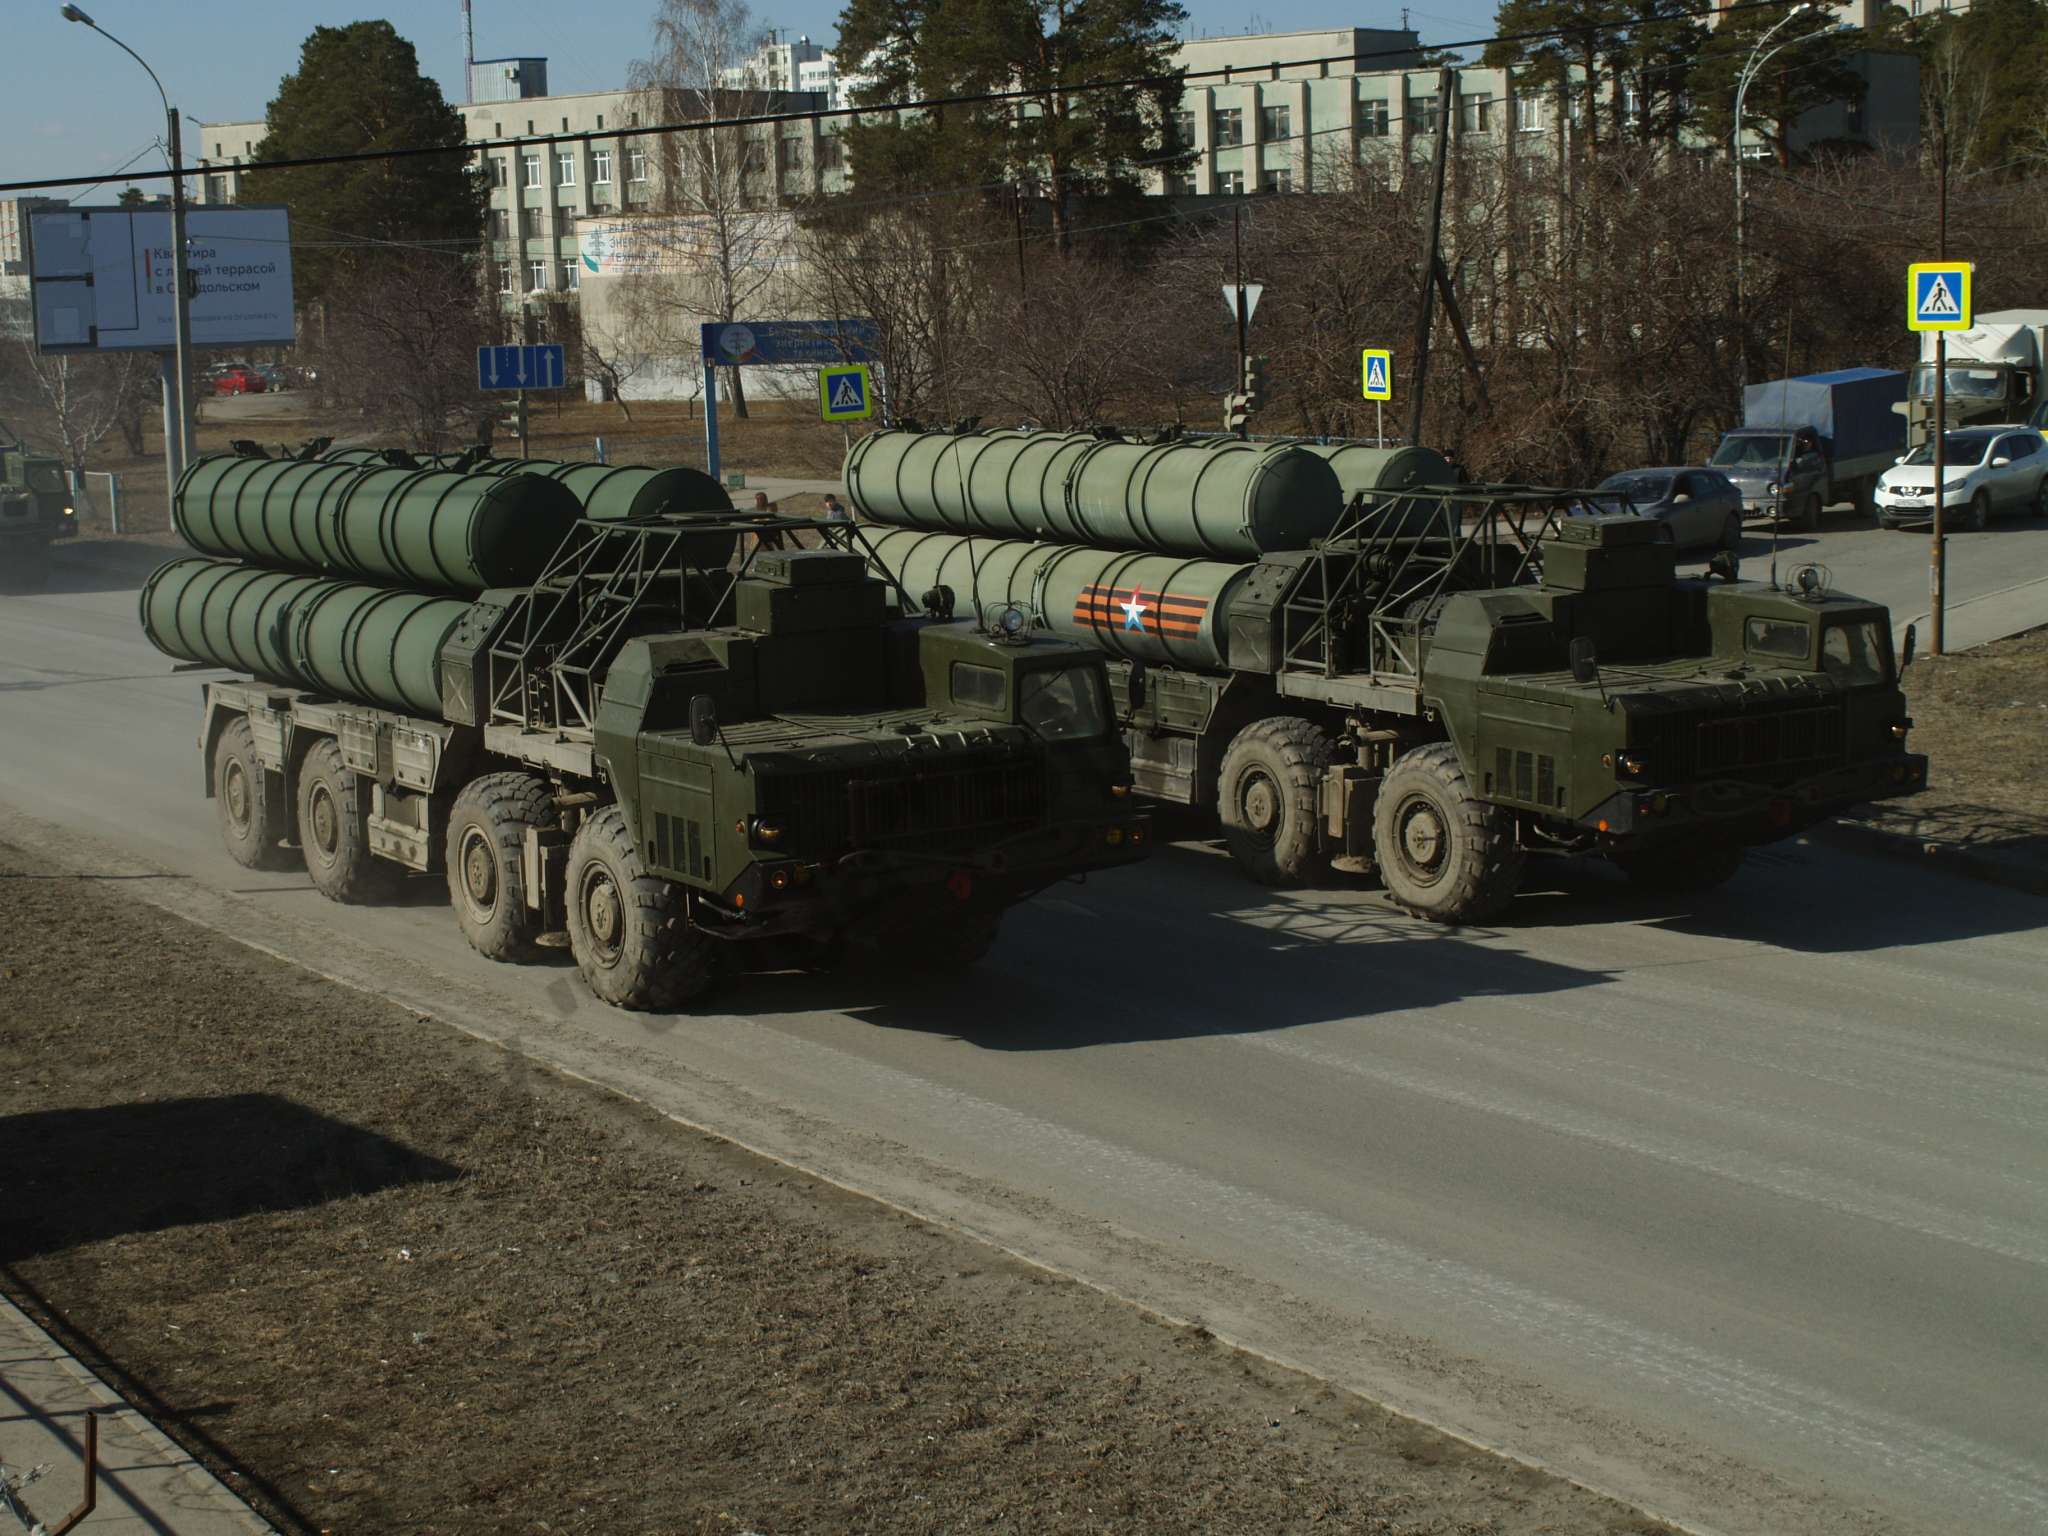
[1832,625,2048,883]
[0,840,1668,1536]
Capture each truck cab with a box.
[1,422,77,589]
[592,546,1144,952]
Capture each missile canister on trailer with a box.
[140,557,325,686]
[175,455,371,572]
[323,466,580,592]
[287,581,472,717]
[442,457,732,520]
[1296,444,1455,502]
[846,429,1346,560]
[866,527,1250,671]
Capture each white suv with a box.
[1875,426,2048,531]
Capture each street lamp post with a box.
[60,4,195,514]
[1732,4,1835,393]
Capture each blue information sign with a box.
[477,343,566,391]
[700,319,880,365]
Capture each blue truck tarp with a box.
[1740,368,1907,466]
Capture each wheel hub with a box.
[223,760,250,831]
[308,785,337,855]
[1397,798,1447,883]
[584,873,622,961]
[1240,773,1280,836]
[460,830,497,911]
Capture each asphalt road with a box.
[3,547,2045,1536]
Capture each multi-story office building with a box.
[194,56,852,309]
[0,196,63,304]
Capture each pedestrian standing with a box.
[822,493,850,521]
[750,490,786,551]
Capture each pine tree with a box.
[244,22,486,309]
[833,0,1191,253]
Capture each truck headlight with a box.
[744,816,785,846]
[1765,482,1779,496]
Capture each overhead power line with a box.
[1,0,1818,196]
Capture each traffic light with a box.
[1243,354,1271,413]
[1223,392,1250,433]
[499,394,529,444]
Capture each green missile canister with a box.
[866,527,1250,671]
[140,557,324,685]
[286,580,472,717]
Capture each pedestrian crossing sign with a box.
[1908,262,1972,332]
[819,364,874,421]
[1361,348,1393,401]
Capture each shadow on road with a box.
[0,1093,460,1263]
[2,539,177,597]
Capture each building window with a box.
[1414,95,1440,135]
[1167,170,1197,196]
[529,259,547,291]
[596,114,605,130]
[214,142,223,158]
[778,137,803,172]
[490,156,509,188]
[521,152,541,187]
[1462,93,1493,133]
[591,148,612,184]
[1216,168,1244,195]
[743,140,767,172]
[818,134,844,170]
[1260,167,1292,194]
[204,175,228,202]
[1516,94,1545,133]
[1622,83,1642,123]
[589,201,612,216]
[1357,99,1390,138]
[556,152,576,186]
[562,261,580,291]
[560,117,569,132]
[495,263,513,294]
[1259,105,1291,142]
[1213,107,1244,147]
[628,147,649,182]
[489,209,510,238]
[1171,108,1196,147]
[520,207,538,236]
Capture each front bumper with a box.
[1576,753,1929,849]
[710,813,1153,938]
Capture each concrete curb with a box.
[0,1292,276,1534]
[1806,819,2048,898]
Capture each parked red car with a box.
[211,365,267,396]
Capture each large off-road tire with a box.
[564,806,714,1011]
[445,772,556,961]
[1613,838,1746,894]
[1372,742,1524,924]
[213,716,291,870]
[2033,479,2047,517]
[1216,717,1334,886]
[295,737,397,903]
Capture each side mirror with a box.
[1900,622,1917,673]
[1125,659,1148,713]
[1992,456,2012,468]
[1568,636,1600,685]
[1671,492,1692,505]
[1894,455,1906,464]
[688,694,719,748]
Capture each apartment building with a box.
[194,55,853,309]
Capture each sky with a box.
[2,0,1504,199]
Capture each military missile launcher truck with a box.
[144,447,1148,1009]
[847,427,1928,923]
[1,422,77,590]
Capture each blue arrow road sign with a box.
[478,343,567,390]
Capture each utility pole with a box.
[1407,65,1454,447]
[1931,118,1949,656]
[1232,203,1249,440]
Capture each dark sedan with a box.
[1594,467,1744,553]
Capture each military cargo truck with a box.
[850,429,1927,923]
[144,449,1148,1009]
[0,422,77,590]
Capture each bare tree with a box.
[629,0,787,418]
[6,343,146,473]
[315,256,497,454]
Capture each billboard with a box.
[576,211,800,278]
[27,204,295,353]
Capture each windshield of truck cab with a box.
[1910,364,2009,400]
[27,465,62,493]
[1901,431,1996,467]
[1018,666,1110,741]
[1745,616,1811,661]
[1710,436,1790,468]
[1822,620,1889,686]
